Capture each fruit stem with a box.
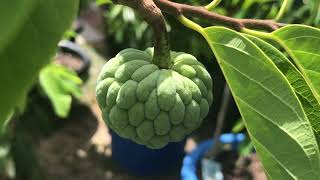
[111,0,171,69]
[152,14,171,69]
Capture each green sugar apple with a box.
[96,48,213,149]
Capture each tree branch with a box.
[111,0,284,68]
[112,0,171,69]
[154,0,284,31]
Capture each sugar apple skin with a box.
[96,48,213,149]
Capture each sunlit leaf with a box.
[96,0,112,5]
[272,25,320,97]
[202,26,320,179]
[39,64,82,118]
[247,34,320,135]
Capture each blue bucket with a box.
[181,133,245,180]
[111,130,186,176]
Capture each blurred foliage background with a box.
[94,0,320,138]
[1,0,319,179]
[100,0,319,61]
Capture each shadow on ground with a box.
[36,103,180,180]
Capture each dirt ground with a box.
[37,103,180,180]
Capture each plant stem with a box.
[209,83,231,157]
[205,0,222,11]
[153,27,171,69]
[309,0,320,25]
[275,0,290,21]
[177,15,204,34]
[11,117,43,180]
[241,28,274,39]
[112,0,171,69]
[154,0,283,31]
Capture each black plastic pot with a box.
[57,40,91,78]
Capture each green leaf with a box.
[231,118,245,133]
[96,0,112,5]
[63,30,77,40]
[247,34,320,135]
[309,0,320,24]
[272,25,320,97]
[238,139,254,156]
[251,137,294,179]
[39,64,82,118]
[0,0,38,51]
[202,26,320,179]
[0,1,79,123]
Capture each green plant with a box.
[0,0,79,125]
[0,1,79,179]
[1,0,320,179]
[97,0,320,178]
[39,63,82,118]
[96,48,213,148]
[99,0,316,58]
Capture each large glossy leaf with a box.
[0,1,79,123]
[272,25,320,97]
[247,35,320,135]
[202,26,320,179]
[0,0,38,51]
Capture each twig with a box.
[207,83,231,157]
[112,0,171,68]
[154,0,284,31]
[205,0,222,11]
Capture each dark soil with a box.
[36,103,179,180]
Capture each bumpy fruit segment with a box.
[96,48,213,149]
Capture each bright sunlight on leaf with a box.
[203,26,320,179]
[0,0,79,124]
[39,64,82,118]
[272,25,320,97]
[247,34,320,135]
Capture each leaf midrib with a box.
[213,42,306,121]
[282,35,320,42]
[218,52,320,172]
[250,133,297,179]
[235,94,316,174]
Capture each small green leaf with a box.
[238,139,254,156]
[247,34,320,135]
[96,0,112,5]
[63,30,77,40]
[0,1,79,123]
[203,26,320,179]
[39,64,82,118]
[231,118,245,133]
